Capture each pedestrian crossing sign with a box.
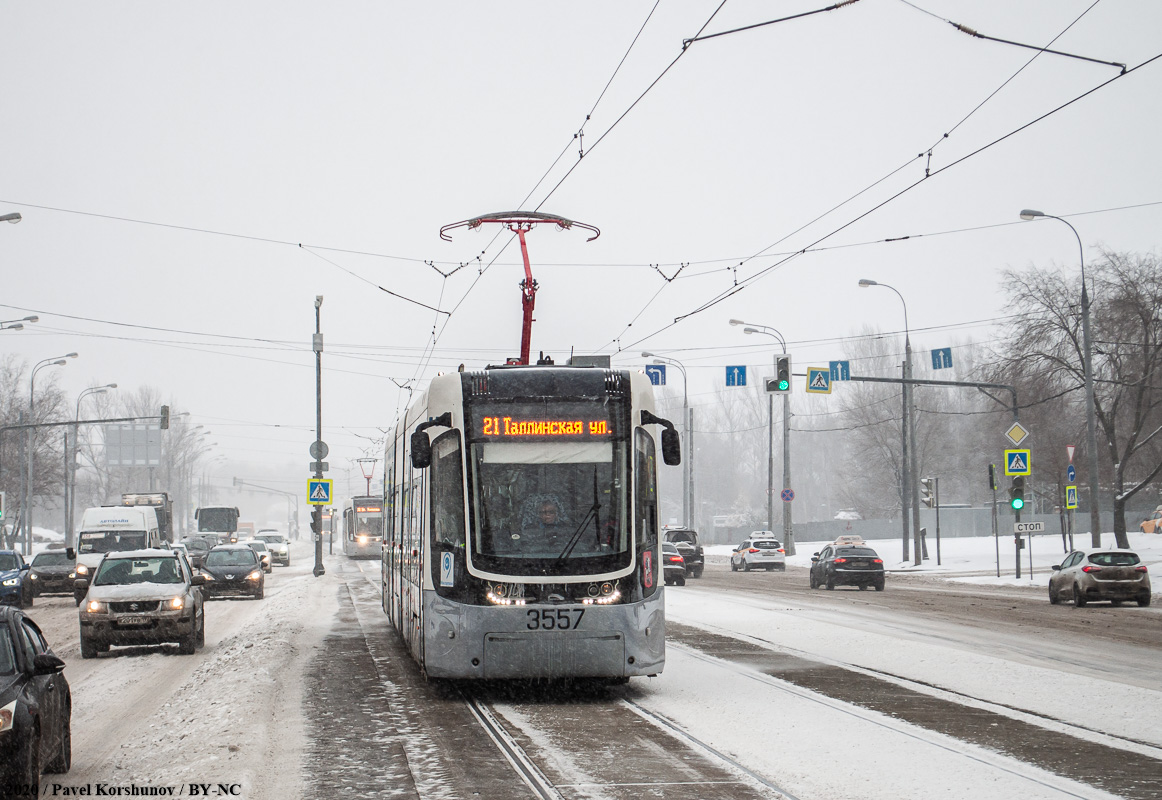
[1065,485,1078,510]
[805,367,832,394]
[1004,449,1031,476]
[307,478,333,506]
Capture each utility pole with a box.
[312,296,325,578]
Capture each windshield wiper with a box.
[556,467,602,561]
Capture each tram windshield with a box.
[352,504,384,540]
[468,440,630,576]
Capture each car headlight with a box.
[75,564,89,575]
[201,572,214,580]
[169,596,184,610]
[247,570,262,581]
[28,574,38,581]
[2,578,19,587]
[0,700,16,733]
[85,600,107,614]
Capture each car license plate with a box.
[118,616,149,626]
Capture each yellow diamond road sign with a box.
[1004,421,1030,446]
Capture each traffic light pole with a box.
[312,297,325,578]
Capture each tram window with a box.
[431,430,466,550]
[635,429,659,547]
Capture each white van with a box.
[74,506,162,585]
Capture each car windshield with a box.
[257,534,285,543]
[663,543,679,554]
[182,539,210,554]
[94,557,183,586]
[206,550,257,568]
[665,531,697,545]
[247,542,268,552]
[0,627,15,676]
[837,547,879,557]
[32,552,72,567]
[0,554,20,570]
[79,531,148,554]
[752,541,780,549]
[1088,552,1140,567]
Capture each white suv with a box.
[730,533,786,572]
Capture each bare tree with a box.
[995,250,1162,546]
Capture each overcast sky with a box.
[2,1,1159,501]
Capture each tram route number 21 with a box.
[526,608,585,630]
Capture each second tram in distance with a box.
[341,495,385,558]
[381,363,680,681]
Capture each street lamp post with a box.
[0,316,38,333]
[67,383,117,548]
[642,352,693,530]
[0,213,21,224]
[1019,210,1102,546]
[356,458,378,496]
[729,319,796,556]
[859,279,922,565]
[26,352,78,554]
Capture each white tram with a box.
[381,364,680,680]
[341,496,385,558]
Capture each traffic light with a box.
[920,477,935,508]
[772,355,792,393]
[1010,475,1025,511]
[159,405,170,430]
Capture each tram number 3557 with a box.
[527,608,585,630]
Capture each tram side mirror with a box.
[411,430,432,469]
[661,428,681,466]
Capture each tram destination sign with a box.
[471,401,615,442]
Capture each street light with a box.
[0,213,21,224]
[0,316,37,332]
[642,351,693,530]
[859,279,922,565]
[729,319,796,556]
[66,383,117,547]
[1019,209,1102,546]
[25,353,78,554]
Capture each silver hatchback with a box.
[1049,548,1151,607]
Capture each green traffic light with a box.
[777,379,789,391]
[1011,497,1025,511]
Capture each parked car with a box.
[662,542,686,586]
[244,540,273,573]
[29,548,76,597]
[253,531,290,566]
[180,537,211,568]
[810,541,885,590]
[730,534,786,572]
[76,548,206,657]
[1139,506,1162,534]
[0,606,71,792]
[0,551,34,608]
[662,528,703,578]
[200,544,264,600]
[1049,549,1151,607]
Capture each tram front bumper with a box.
[422,593,666,680]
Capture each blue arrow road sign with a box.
[726,366,747,387]
[1067,464,1076,482]
[645,364,666,386]
[932,347,953,370]
[829,360,851,381]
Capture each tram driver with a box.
[518,495,573,553]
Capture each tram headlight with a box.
[582,581,622,605]
[485,582,526,606]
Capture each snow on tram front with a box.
[381,364,681,680]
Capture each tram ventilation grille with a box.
[465,372,489,395]
[604,370,627,395]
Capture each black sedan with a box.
[662,542,686,586]
[29,549,76,597]
[810,543,885,591]
[200,544,264,600]
[0,606,71,793]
